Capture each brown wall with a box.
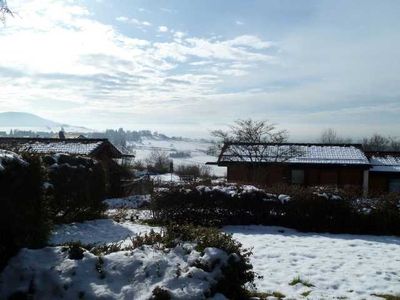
[227,164,365,188]
[227,164,289,185]
[369,172,400,193]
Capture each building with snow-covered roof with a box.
[0,137,128,159]
[0,137,135,196]
[208,142,370,194]
[365,151,400,192]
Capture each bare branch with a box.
[0,0,14,25]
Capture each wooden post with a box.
[363,169,369,197]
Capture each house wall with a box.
[227,164,365,188]
[369,172,400,193]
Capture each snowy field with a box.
[129,137,226,177]
[224,225,400,299]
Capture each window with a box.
[389,178,400,192]
[291,169,305,185]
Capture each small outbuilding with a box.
[0,137,126,161]
[208,142,370,194]
[366,151,400,193]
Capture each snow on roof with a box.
[18,141,103,155]
[218,143,369,165]
[0,138,126,158]
[370,155,400,172]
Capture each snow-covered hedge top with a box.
[195,184,291,203]
[220,144,369,165]
[0,150,27,172]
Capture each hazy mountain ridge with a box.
[0,112,91,133]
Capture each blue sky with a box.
[0,0,399,139]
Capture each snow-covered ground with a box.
[129,137,226,177]
[50,219,159,246]
[224,225,400,299]
[0,245,228,300]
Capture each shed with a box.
[208,143,370,194]
[366,151,400,192]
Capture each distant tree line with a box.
[319,128,400,151]
[3,129,187,148]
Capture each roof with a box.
[0,137,127,158]
[212,142,369,166]
[367,152,400,173]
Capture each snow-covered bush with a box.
[175,164,212,180]
[0,152,50,270]
[152,184,400,235]
[43,154,107,223]
[152,185,282,226]
[163,224,255,299]
[0,224,255,299]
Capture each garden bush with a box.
[175,164,212,179]
[151,185,400,235]
[44,154,107,223]
[0,153,50,271]
[163,224,255,299]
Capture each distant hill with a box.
[0,112,61,127]
[0,112,91,132]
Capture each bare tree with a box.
[0,0,14,24]
[362,134,391,151]
[145,149,172,174]
[389,137,400,151]
[320,128,352,144]
[211,119,300,163]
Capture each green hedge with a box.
[151,185,400,235]
[44,154,107,223]
[0,154,50,271]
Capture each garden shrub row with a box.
[43,154,107,223]
[0,153,108,270]
[151,185,400,236]
[0,154,50,271]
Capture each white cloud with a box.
[4,0,396,139]
[116,16,152,27]
[116,16,128,22]
[0,0,277,130]
[235,20,244,25]
[158,25,168,32]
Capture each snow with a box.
[0,245,227,300]
[104,195,151,209]
[151,173,182,183]
[129,137,226,176]
[370,155,400,173]
[219,144,369,165]
[19,141,103,155]
[1,216,231,299]
[224,225,400,299]
[0,149,26,171]
[50,219,160,246]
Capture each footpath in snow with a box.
[224,225,400,299]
